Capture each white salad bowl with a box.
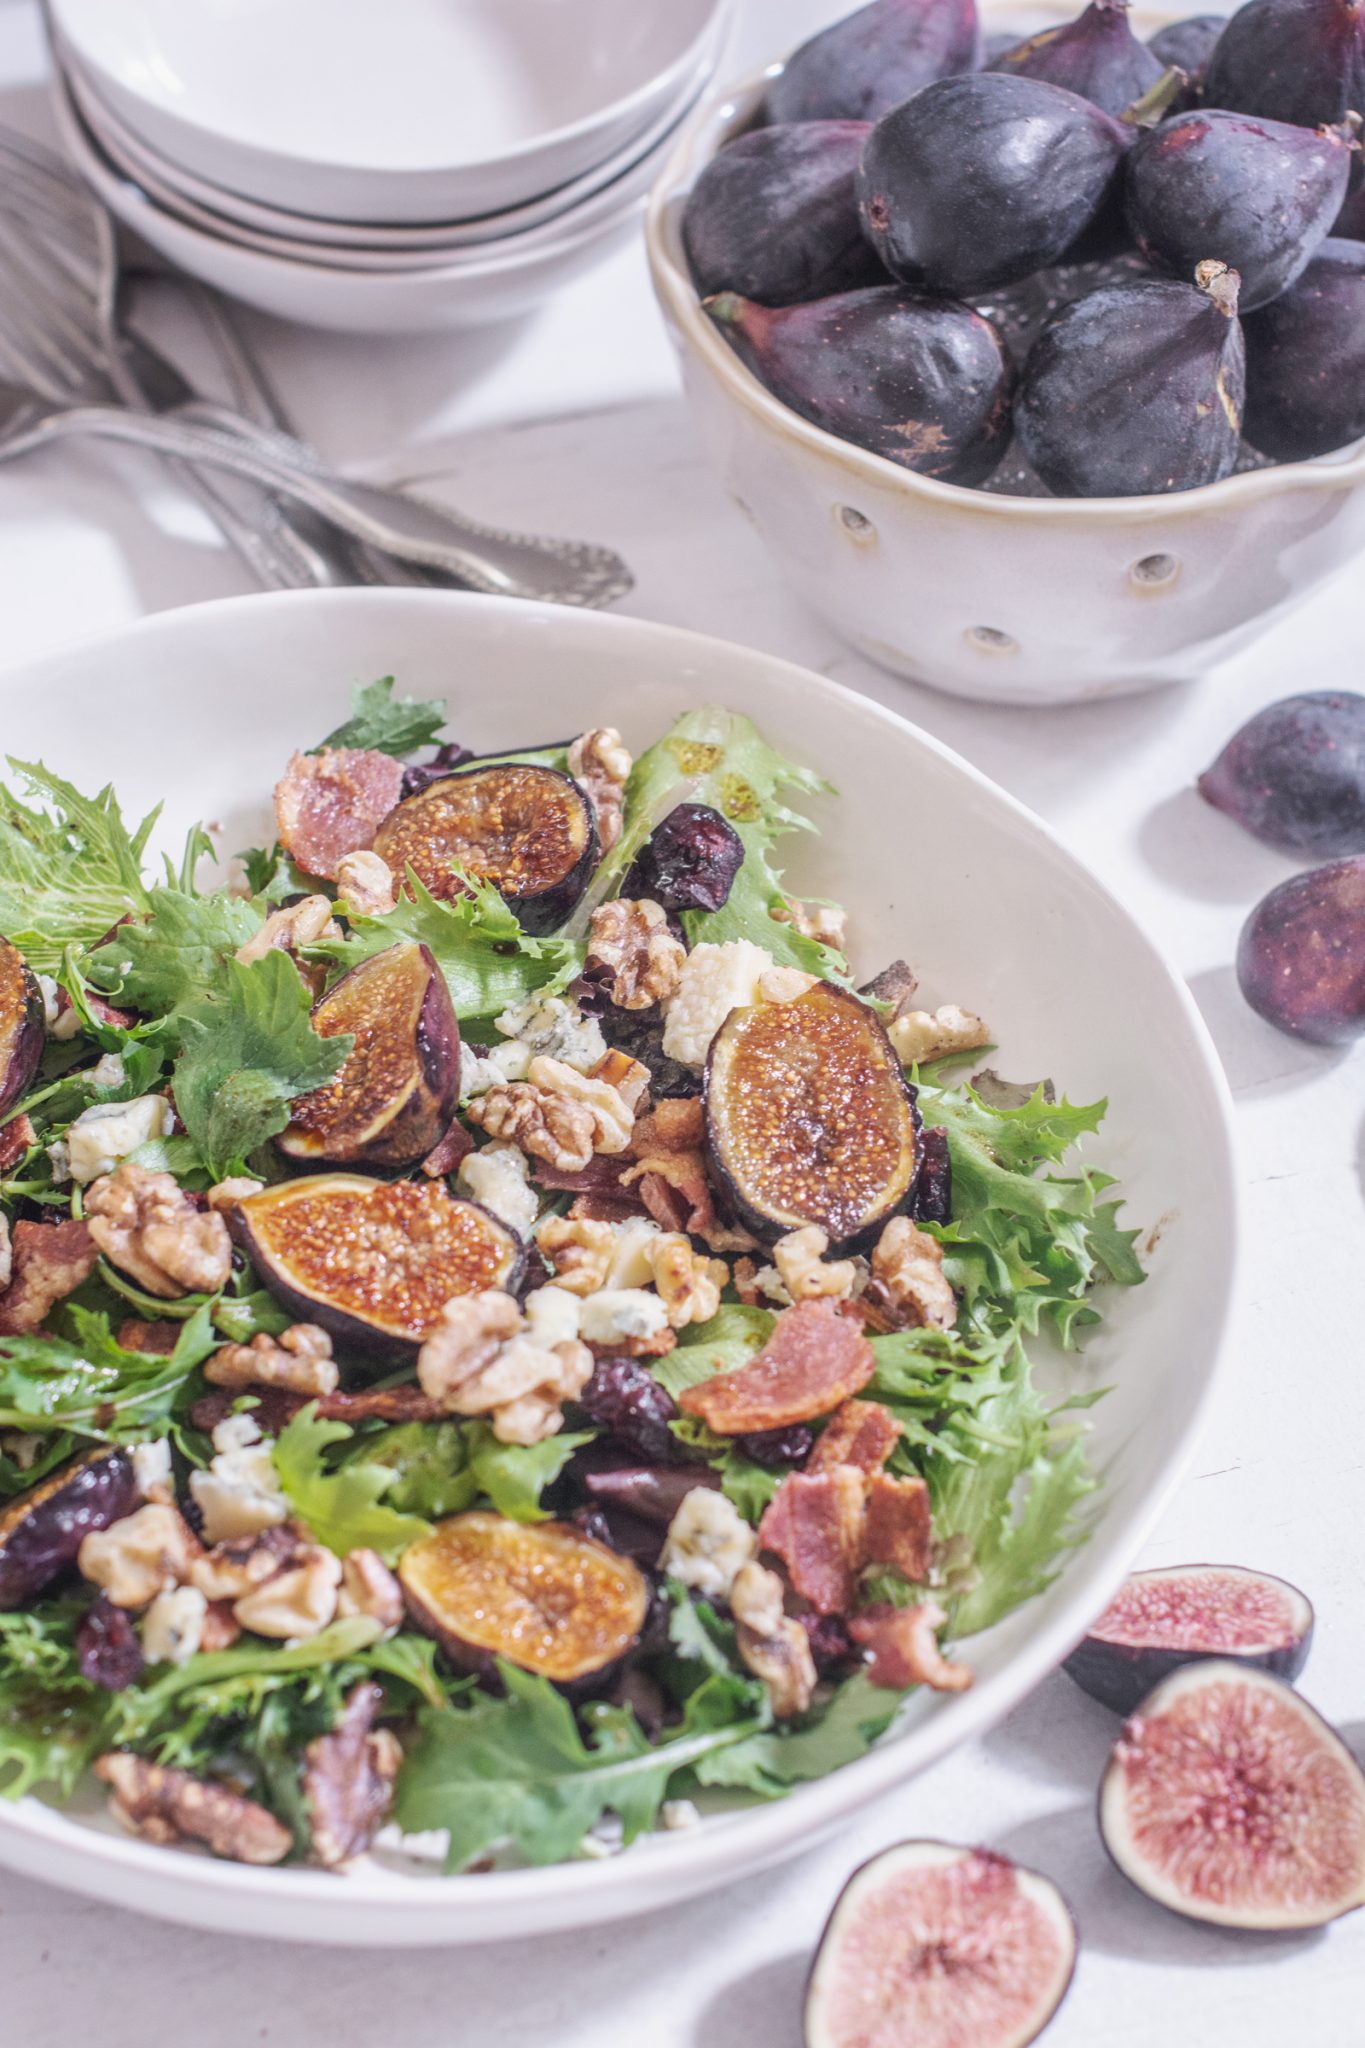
[645,67,1365,707]
[0,589,1237,1944]
[49,0,732,225]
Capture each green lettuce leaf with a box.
[694,1671,900,1797]
[87,887,262,1018]
[317,676,447,757]
[271,1407,432,1564]
[355,1417,593,1524]
[0,1305,216,1441]
[650,1303,774,1397]
[0,760,157,973]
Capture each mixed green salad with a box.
[0,680,1141,1873]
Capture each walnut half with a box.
[95,1753,292,1864]
[586,898,685,1010]
[86,1162,233,1299]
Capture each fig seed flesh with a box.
[1064,1564,1314,1714]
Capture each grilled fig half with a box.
[232,1174,523,1361]
[399,1510,650,1685]
[372,763,598,934]
[1199,689,1365,857]
[279,942,459,1168]
[805,1841,1077,2048]
[1236,855,1365,1043]
[0,937,44,1123]
[991,0,1164,116]
[1064,1565,1314,1714]
[0,1447,137,1609]
[705,983,920,1250]
[765,0,981,126]
[1100,1663,1365,1929]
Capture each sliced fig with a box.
[0,1447,137,1609]
[1236,855,1365,1043]
[805,1841,1077,2048]
[372,764,597,935]
[1099,1663,1365,1929]
[279,942,459,1168]
[1243,239,1365,462]
[705,983,920,1249]
[1199,690,1365,857]
[683,123,885,307]
[232,1174,523,1360]
[398,1510,649,1685]
[765,0,981,126]
[1064,1565,1314,1714]
[990,0,1164,116]
[0,937,44,1123]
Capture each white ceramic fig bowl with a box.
[645,67,1365,707]
[0,588,1236,1943]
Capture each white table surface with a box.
[1,1,1362,2040]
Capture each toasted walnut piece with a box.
[200,1601,243,1653]
[339,1548,405,1630]
[235,894,340,965]
[95,1753,292,1864]
[486,1339,594,1445]
[730,1560,818,1720]
[772,1225,860,1303]
[140,1585,208,1666]
[535,1215,614,1297]
[568,727,631,855]
[418,1293,592,1445]
[588,1047,651,1113]
[78,1503,201,1609]
[0,1218,97,1334]
[205,1323,339,1397]
[872,1217,957,1332]
[466,1080,596,1173]
[190,1526,304,1602]
[86,1163,233,1299]
[417,1290,524,1405]
[206,1177,265,1212]
[646,1232,727,1329]
[587,898,686,1011]
[527,1056,635,1156]
[233,1545,342,1640]
[303,1680,401,1868]
[772,895,848,950]
[887,1003,989,1066]
[334,849,397,917]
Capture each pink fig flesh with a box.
[0,938,44,1123]
[806,1841,1077,2048]
[1064,1564,1314,1713]
[1100,1663,1365,1929]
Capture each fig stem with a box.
[1194,259,1241,317]
[702,292,745,329]
[1122,65,1187,127]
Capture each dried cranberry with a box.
[400,742,473,797]
[910,1126,952,1225]
[799,1610,860,1678]
[579,1356,682,1464]
[623,802,745,913]
[513,1242,552,1301]
[76,1595,145,1691]
[735,1422,815,1468]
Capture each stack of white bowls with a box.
[46,0,731,334]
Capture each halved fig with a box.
[231,1174,522,1361]
[705,983,920,1250]
[372,764,598,934]
[1065,1564,1314,1714]
[1099,1663,1365,1930]
[399,1510,649,1685]
[805,1841,1077,2048]
[0,937,44,1123]
[0,1447,137,1609]
[279,942,459,1168]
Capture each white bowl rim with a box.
[645,66,1365,523]
[0,587,1241,1935]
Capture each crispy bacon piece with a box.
[0,1114,35,1175]
[420,1119,474,1179]
[568,1191,647,1225]
[274,746,404,881]
[678,1301,875,1434]
[532,1154,632,1196]
[189,1381,446,1436]
[863,1471,932,1581]
[758,1466,867,1615]
[808,1398,900,1477]
[0,1218,97,1335]
[620,1097,757,1254]
[848,1599,973,1693]
[116,1318,183,1356]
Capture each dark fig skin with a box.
[1125,111,1356,311]
[372,763,598,937]
[1236,854,1365,1044]
[1203,0,1365,133]
[683,123,884,308]
[764,0,981,125]
[1148,13,1224,96]
[0,937,45,1124]
[1333,184,1365,234]
[858,74,1132,295]
[1199,689,1365,856]
[1243,238,1365,459]
[706,286,1014,487]
[1064,1564,1314,1715]
[0,1448,138,1609]
[990,0,1163,115]
[279,941,460,1168]
[1016,260,1246,497]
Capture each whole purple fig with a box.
[683,123,884,307]
[1237,855,1365,1044]
[764,0,981,125]
[1015,260,1245,496]
[858,73,1133,295]
[990,0,1163,114]
[1243,239,1365,458]
[1203,0,1365,130]
[1147,13,1224,96]
[1126,110,1356,310]
[705,285,1014,486]
[1200,690,1365,856]
[1332,185,1365,235]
